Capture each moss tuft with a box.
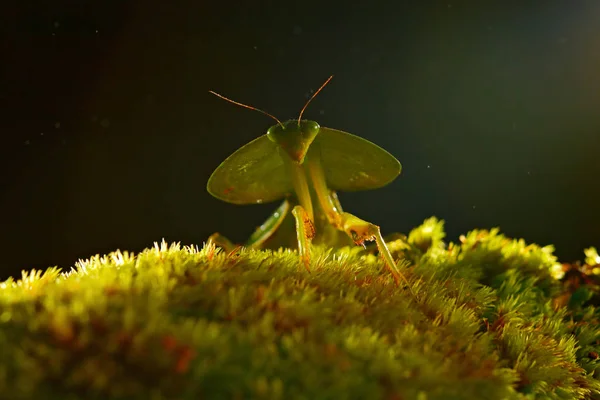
[1,219,599,399]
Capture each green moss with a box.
[1,218,599,399]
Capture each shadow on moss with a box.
[0,217,599,399]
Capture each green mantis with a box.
[206,76,410,288]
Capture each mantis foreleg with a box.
[291,205,316,272]
[306,149,412,289]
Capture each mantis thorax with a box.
[266,120,320,164]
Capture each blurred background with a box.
[1,1,599,280]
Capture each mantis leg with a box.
[207,199,291,251]
[246,199,292,247]
[206,232,237,252]
[291,205,316,272]
[338,213,407,286]
[287,156,317,272]
[306,152,411,289]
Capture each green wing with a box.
[207,135,293,204]
[313,127,401,192]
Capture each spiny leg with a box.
[287,156,318,272]
[208,199,291,251]
[364,232,408,255]
[291,205,316,272]
[339,212,407,287]
[306,152,412,290]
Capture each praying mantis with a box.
[206,76,411,288]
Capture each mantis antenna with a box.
[208,90,284,129]
[297,75,334,126]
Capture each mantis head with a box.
[209,75,333,164]
[267,120,320,164]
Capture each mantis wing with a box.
[314,127,402,192]
[207,135,293,204]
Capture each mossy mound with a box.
[0,217,599,399]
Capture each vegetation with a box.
[0,217,598,399]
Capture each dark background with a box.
[2,1,599,280]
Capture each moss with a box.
[0,217,599,399]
